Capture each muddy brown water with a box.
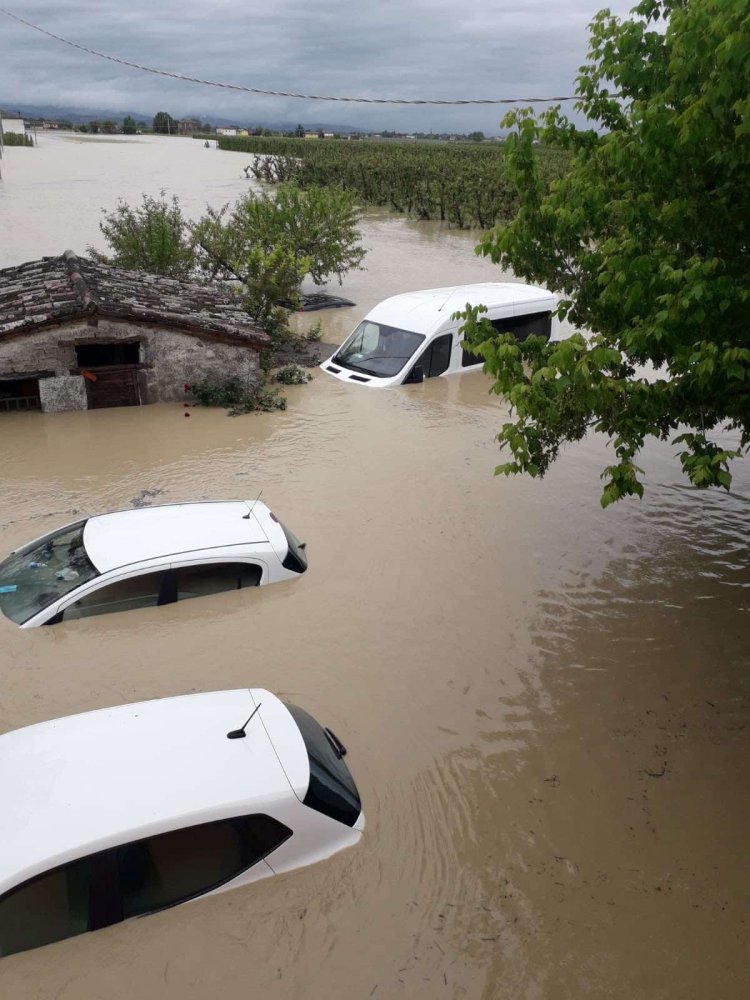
[1,135,749,999]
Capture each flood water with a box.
[1,135,749,999]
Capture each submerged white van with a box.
[321,282,559,388]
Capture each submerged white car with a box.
[0,500,307,628]
[321,282,560,387]
[0,688,364,957]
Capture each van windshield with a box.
[0,522,98,624]
[334,321,424,378]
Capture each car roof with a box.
[0,689,309,895]
[365,282,557,335]
[82,500,276,574]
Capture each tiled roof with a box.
[0,251,269,348]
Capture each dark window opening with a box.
[284,703,361,827]
[117,814,292,918]
[462,311,551,366]
[415,334,453,379]
[75,342,140,367]
[462,345,485,368]
[461,312,552,368]
[489,311,552,343]
[0,854,98,957]
[0,813,292,957]
[173,562,262,600]
[0,377,41,412]
[62,571,165,621]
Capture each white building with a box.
[0,111,25,136]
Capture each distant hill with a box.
[2,102,372,135]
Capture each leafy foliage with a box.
[461,0,750,504]
[122,116,137,135]
[219,134,570,229]
[1,132,33,147]
[192,183,365,301]
[274,364,313,385]
[189,377,287,415]
[88,192,196,278]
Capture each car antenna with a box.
[242,489,263,519]
[437,286,458,312]
[227,702,262,739]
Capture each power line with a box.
[0,7,579,107]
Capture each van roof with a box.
[82,500,276,573]
[0,689,308,895]
[365,282,556,335]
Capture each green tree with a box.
[122,115,137,135]
[192,183,366,301]
[87,191,195,278]
[152,111,176,135]
[467,131,486,142]
[462,0,750,505]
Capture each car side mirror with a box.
[404,364,424,384]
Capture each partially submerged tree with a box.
[192,183,365,300]
[91,183,365,316]
[88,192,195,279]
[462,0,750,505]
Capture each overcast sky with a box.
[1,1,635,132]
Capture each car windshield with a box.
[0,522,99,625]
[334,321,425,378]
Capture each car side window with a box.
[62,571,166,620]
[0,854,98,958]
[117,814,292,918]
[173,563,262,602]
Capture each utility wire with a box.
[0,7,578,106]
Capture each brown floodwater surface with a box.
[0,135,748,999]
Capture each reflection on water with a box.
[0,136,748,999]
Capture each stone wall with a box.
[0,317,261,411]
[38,375,87,412]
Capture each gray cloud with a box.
[1,1,635,131]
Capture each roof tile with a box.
[0,252,269,348]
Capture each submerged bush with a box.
[2,132,33,147]
[188,377,286,415]
[274,364,313,385]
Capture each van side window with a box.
[462,311,552,367]
[490,311,552,342]
[0,854,98,957]
[117,814,292,917]
[462,345,484,368]
[412,334,453,379]
[63,571,166,620]
[173,563,262,602]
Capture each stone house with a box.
[0,251,268,413]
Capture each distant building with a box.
[216,127,239,137]
[0,111,25,136]
[0,251,268,413]
[176,118,202,135]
